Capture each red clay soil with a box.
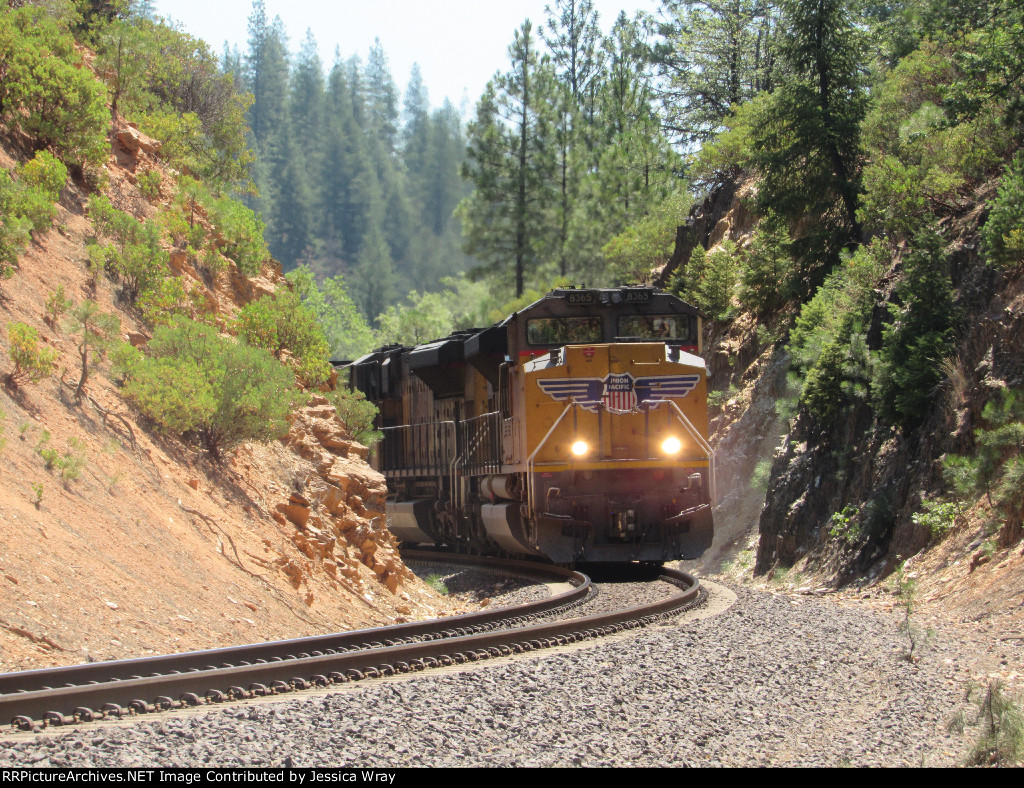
[0,142,460,675]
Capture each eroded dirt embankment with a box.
[0,131,456,674]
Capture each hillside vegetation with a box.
[633,0,1024,613]
[0,0,452,671]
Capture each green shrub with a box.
[125,355,216,435]
[137,276,206,327]
[690,94,763,183]
[207,196,269,277]
[0,152,69,276]
[707,389,728,411]
[829,505,862,543]
[912,498,958,540]
[20,151,68,197]
[981,152,1024,272]
[39,445,59,471]
[375,290,459,348]
[0,9,109,166]
[858,42,1013,242]
[874,226,958,430]
[109,340,142,384]
[328,385,380,447]
[82,241,107,290]
[88,196,169,302]
[0,172,32,277]
[234,291,332,385]
[124,318,301,459]
[60,437,86,482]
[137,170,162,202]
[6,322,59,385]
[63,300,120,397]
[156,207,189,246]
[37,435,86,483]
[118,20,254,189]
[197,246,228,279]
[750,457,773,493]
[602,191,692,285]
[45,285,73,327]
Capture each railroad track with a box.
[0,553,702,732]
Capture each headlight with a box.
[571,440,589,457]
[661,436,682,455]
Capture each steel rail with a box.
[0,554,584,699]
[0,561,700,731]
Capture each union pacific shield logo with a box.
[538,373,700,412]
[602,372,637,412]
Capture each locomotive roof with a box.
[501,286,704,323]
[344,286,701,373]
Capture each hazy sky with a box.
[152,0,661,112]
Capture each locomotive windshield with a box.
[617,315,692,342]
[526,316,603,346]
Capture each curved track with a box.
[0,554,701,731]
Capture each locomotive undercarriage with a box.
[531,467,713,563]
[385,465,713,564]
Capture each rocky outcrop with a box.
[271,397,415,599]
[755,192,1024,583]
[115,124,161,159]
[658,177,750,288]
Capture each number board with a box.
[623,290,652,303]
[565,290,597,305]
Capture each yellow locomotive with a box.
[347,286,714,563]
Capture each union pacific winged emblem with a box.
[538,373,700,413]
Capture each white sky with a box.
[152,0,661,113]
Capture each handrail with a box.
[379,420,456,476]
[525,399,717,522]
[659,399,716,504]
[449,411,502,510]
[525,401,578,526]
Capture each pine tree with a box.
[243,2,290,148]
[402,63,430,147]
[739,212,794,318]
[365,38,399,154]
[542,0,602,107]
[323,60,369,264]
[264,28,325,268]
[403,64,433,220]
[290,30,326,143]
[460,21,558,297]
[65,300,120,399]
[425,101,468,238]
[875,225,958,430]
[750,0,867,279]
[351,222,398,320]
[570,13,680,264]
[653,0,780,144]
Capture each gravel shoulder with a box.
[0,577,992,767]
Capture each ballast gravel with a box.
[0,582,983,767]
